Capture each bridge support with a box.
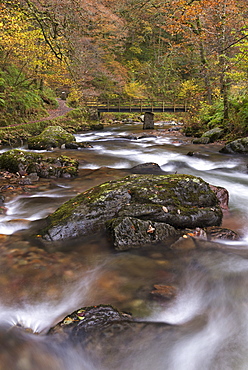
[143,112,154,130]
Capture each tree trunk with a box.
[196,17,212,104]
[219,0,229,121]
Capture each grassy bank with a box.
[0,108,102,147]
[183,96,248,140]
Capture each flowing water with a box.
[1,122,248,369]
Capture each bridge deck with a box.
[91,106,186,113]
[86,100,187,113]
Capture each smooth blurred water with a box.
[1,122,248,369]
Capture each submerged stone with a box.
[39,174,223,246]
[48,305,133,338]
[48,304,180,369]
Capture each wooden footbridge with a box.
[86,99,187,113]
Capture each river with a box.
[0,121,248,369]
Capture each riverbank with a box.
[0,104,96,147]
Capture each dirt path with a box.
[30,98,73,123]
[45,98,73,120]
[7,99,73,127]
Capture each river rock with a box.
[65,141,93,149]
[201,128,224,142]
[0,149,78,178]
[209,184,229,210]
[192,137,210,144]
[40,174,223,245]
[192,128,224,144]
[150,284,177,300]
[130,162,163,174]
[219,137,248,154]
[206,226,239,241]
[106,217,178,250]
[48,305,133,339]
[48,304,181,369]
[27,126,75,150]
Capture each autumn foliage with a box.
[0,0,248,125]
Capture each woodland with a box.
[0,0,248,139]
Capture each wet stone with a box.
[0,150,79,178]
[150,284,177,300]
[206,226,239,241]
[130,162,164,174]
[107,216,178,250]
[27,126,75,150]
[170,236,197,251]
[40,174,223,247]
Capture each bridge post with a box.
[143,112,154,130]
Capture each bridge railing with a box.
[85,99,187,112]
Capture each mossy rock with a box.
[192,128,224,144]
[220,137,248,154]
[39,174,223,243]
[201,127,224,142]
[106,217,178,250]
[64,141,93,149]
[27,125,75,150]
[192,137,210,144]
[0,149,78,178]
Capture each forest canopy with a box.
[0,0,248,130]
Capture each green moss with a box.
[28,126,75,149]
[44,174,218,234]
[0,149,42,173]
[0,149,78,178]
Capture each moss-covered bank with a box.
[183,96,248,141]
[0,149,79,178]
[0,108,103,147]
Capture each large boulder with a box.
[193,128,224,144]
[220,137,248,154]
[201,127,224,142]
[39,174,223,245]
[28,126,75,150]
[0,149,78,178]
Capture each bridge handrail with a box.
[85,99,185,107]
